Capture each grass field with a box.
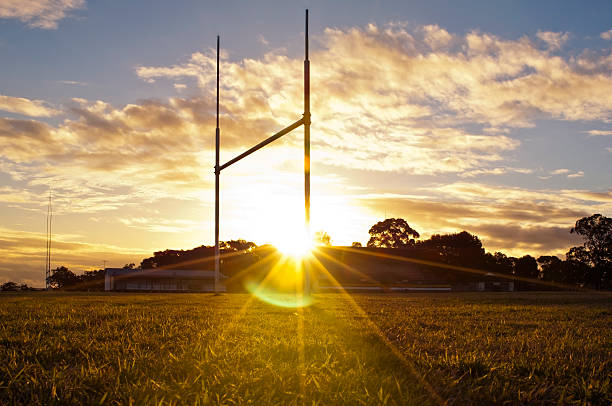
[0,292,610,405]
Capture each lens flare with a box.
[245,250,315,308]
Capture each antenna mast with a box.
[45,189,52,290]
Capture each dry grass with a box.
[0,292,610,405]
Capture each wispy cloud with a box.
[585,129,612,136]
[0,0,85,29]
[536,30,569,50]
[257,34,269,46]
[567,171,584,178]
[0,226,148,287]
[0,93,59,117]
[58,80,87,86]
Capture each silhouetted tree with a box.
[314,231,332,246]
[122,263,136,270]
[1,281,19,291]
[484,252,515,275]
[79,269,106,291]
[513,255,539,290]
[420,231,485,267]
[537,255,564,282]
[367,218,420,248]
[570,214,611,289]
[351,242,362,248]
[566,246,600,289]
[221,239,257,252]
[48,266,79,289]
[514,255,539,278]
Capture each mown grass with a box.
[0,292,610,405]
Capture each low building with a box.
[104,268,225,292]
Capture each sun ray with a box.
[308,255,446,405]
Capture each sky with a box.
[1,0,611,286]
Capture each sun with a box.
[272,229,313,260]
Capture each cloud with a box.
[257,34,269,46]
[58,80,87,86]
[536,31,569,50]
[0,0,85,29]
[0,93,59,117]
[0,227,149,287]
[458,167,533,178]
[356,182,609,256]
[601,29,612,40]
[550,168,570,175]
[119,217,200,233]
[586,129,612,136]
[567,171,584,178]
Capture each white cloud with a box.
[601,29,612,40]
[567,171,584,178]
[0,0,85,29]
[0,93,59,117]
[536,30,569,50]
[586,129,612,136]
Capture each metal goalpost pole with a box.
[214,35,220,294]
[303,9,311,293]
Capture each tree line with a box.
[6,213,608,291]
[363,214,610,290]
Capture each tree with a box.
[222,239,257,252]
[514,255,539,279]
[314,231,332,246]
[367,218,420,248]
[538,255,564,282]
[514,255,539,290]
[351,242,362,248]
[1,281,19,291]
[79,269,106,291]
[48,266,79,289]
[420,231,485,267]
[484,252,515,275]
[570,214,612,289]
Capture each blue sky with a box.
[0,0,611,285]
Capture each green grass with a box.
[0,292,610,405]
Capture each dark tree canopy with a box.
[48,266,79,289]
[514,255,539,279]
[351,242,363,248]
[314,231,332,246]
[420,231,485,266]
[570,214,612,289]
[221,239,257,252]
[1,281,20,291]
[570,214,612,268]
[367,218,420,248]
